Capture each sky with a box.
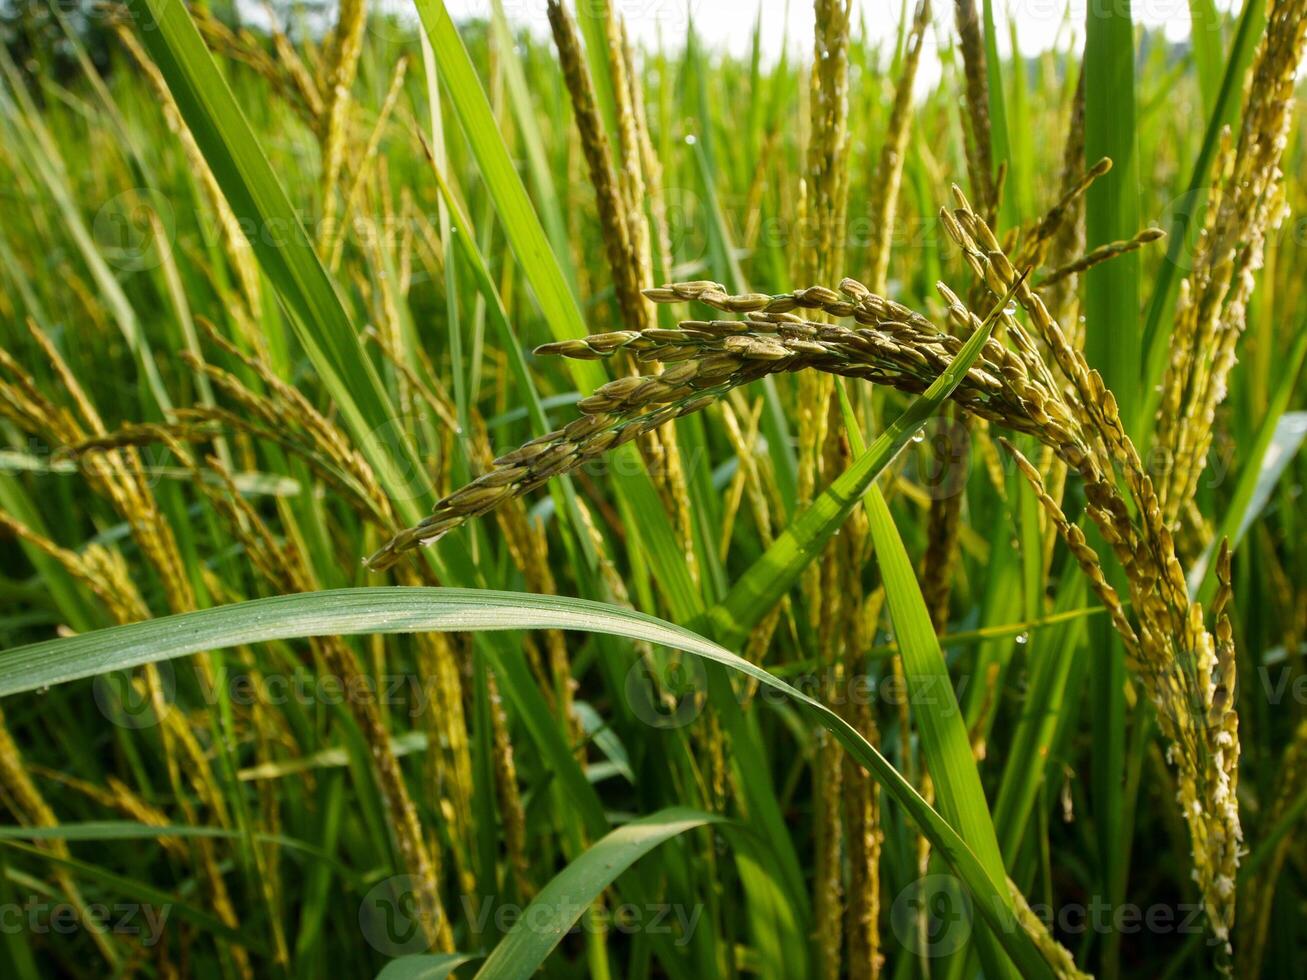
[440,0,1234,67]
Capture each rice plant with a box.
[0,0,1304,976]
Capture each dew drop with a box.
[1003,300,1018,316]
[684,134,698,146]
[1015,632,1030,646]
[911,430,925,443]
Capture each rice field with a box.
[0,0,1304,976]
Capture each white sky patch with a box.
[443,0,1236,62]
[247,0,1243,96]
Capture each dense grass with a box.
[0,1,1304,977]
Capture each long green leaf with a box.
[833,377,1020,980]
[1187,0,1225,117]
[0,586,1054,977]
[488,0,577,293]
[1084,0,1142,428]
[412,0,592,359]
[414,0,698,619]
[1084,10,1139,974]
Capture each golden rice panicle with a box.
[368,272,1096,571]
[935,197,1245,955]
[364,360,730,569]
[797,11,855,812]
[544,1,694,562]
[1155,0,1307,524]
[804,0,854,287]
[603,4,651,294]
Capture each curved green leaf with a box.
[0,587,1054,978]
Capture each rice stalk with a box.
[952,0,997,219]
[318,0,367,246]
[326,54,410,271]
[867,0,931,296]
[198,456,455,953]
[546,0,648,331]
[800,9,855,966]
